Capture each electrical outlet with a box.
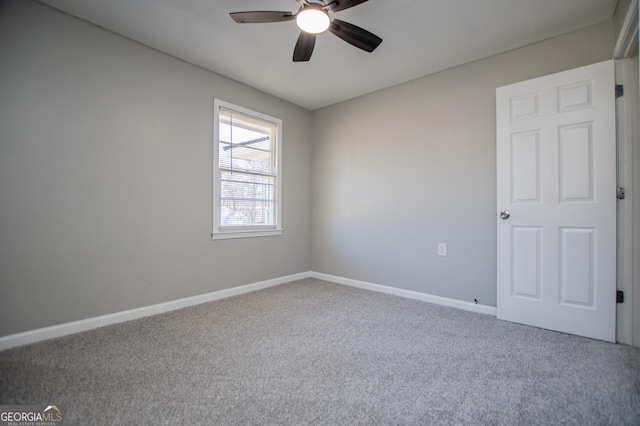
[438,243,447,256]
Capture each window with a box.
[212,99,283,240]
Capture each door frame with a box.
[613,0,639,347]
[615,58,639,347]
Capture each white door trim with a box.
[615,58,638,346]
[614,0,639,60]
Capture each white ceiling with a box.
[37,0,619,110]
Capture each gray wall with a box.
[311,22,614,307]
[0,0,312,337]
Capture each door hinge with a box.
[617,187,625,200]
[617,290,624,304]
[615,84,624,98]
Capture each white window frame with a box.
[212,99,283,240]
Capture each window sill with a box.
[211,229,284,241]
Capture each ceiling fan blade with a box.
[328,19,382,52]
[293,32,316,62]
[230,11,295,24]
[329,0,370,13]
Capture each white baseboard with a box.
[0,270,495,351]
[0,272,311,351]
[310,272,497,316]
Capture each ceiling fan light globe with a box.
[296,8,330,34]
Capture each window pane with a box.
[219,108,275,175]
[220,171,276,227]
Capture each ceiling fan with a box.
[230,0,382,62]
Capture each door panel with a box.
[558,123,593,201]
[511,131,540,202]
[496,60,616,342]
[559,227,594,307]
[511,227,542,299]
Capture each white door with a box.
[496,60,617,342]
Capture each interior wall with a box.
[0,0,313,337]
[311,22,615,307]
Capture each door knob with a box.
[499,211,510,220]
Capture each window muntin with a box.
[213,100,282,239]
